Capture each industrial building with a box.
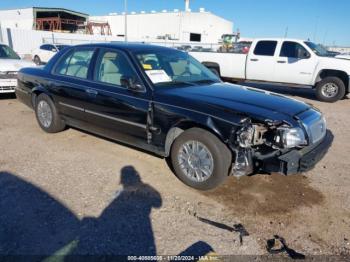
[0,0,233,44]
[0,7,89,33]
[90,7,233,43]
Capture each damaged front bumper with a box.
[262,130,333,175]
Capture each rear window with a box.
[254,41,277,56]
[55,48,94,79]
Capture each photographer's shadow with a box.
[0,166,162,257]
[73,165,162,255]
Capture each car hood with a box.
[0,59,36,72]
[155,82,311,122]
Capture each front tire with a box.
[315,77,346,102]
[170,128,232,190]
[35,94,65,133]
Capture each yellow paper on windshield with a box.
[142,64,152,70]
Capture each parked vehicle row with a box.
[15,43,332,190]
[190,38,350,102]
[0,43,35,94]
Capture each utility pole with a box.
[284,26,289,38]
[313,16,319,42]
[124,0,128,42]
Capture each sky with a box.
[0,0,349,46]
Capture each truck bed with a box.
[189,51,247,79]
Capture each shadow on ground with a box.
[0,167,214,259]
[0,93,16,100]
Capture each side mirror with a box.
[298,49,310,59]
[120,76,144,91]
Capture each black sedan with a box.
[15,43,332,190]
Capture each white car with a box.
[0,43,35,94]
[32,44,69,65]
[191,38,350,102]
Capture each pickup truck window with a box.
[135,49,219,87]
[55,49,94,79]
[254,41,277,56]
[95,50,138,87]
[304,42,329,57]
[280,41,310,58]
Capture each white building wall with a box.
[0,8,34,30]
[90,11,233,43]
[0,27,123,57]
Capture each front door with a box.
[83,48,151,145]
[273,41,317,85]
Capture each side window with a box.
[254,41,277,56]
[54,49,94,79]
[280,41,309,58]
[40,44,49,51]
[95,50,137,87]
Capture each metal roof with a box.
[32,7,89,18]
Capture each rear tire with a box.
[35,94,65,133]
[34,56,41,65]
[315,77,346,102]
[170,128,231,190]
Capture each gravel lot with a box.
[0,85,350,259]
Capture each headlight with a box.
[276,127,307,149]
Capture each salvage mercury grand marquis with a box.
[15,43,332,190]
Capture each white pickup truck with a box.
[190,38,350,102]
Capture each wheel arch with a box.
[201,61,221,76]
[164,119,229,157]
[315,69,349,93]
[31,86,54,108]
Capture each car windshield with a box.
[304,42,330,57]
[134,49,220,87]
[0,45,20,59]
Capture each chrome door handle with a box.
[277,60,286,63]
[250,58,259,62]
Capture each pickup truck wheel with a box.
[170,128,231,190]
[35,94,65,133]
[34,56,41,65]
[315,77,346,102]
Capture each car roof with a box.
[253,38,309,43]
[70,42,177,53]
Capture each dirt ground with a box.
[0,84,350,259]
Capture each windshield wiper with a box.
[156,81,197,87]
[192,79,219,85]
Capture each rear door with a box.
[246,40,278,81]
[273,41,317,85]
[49,47,95,122]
